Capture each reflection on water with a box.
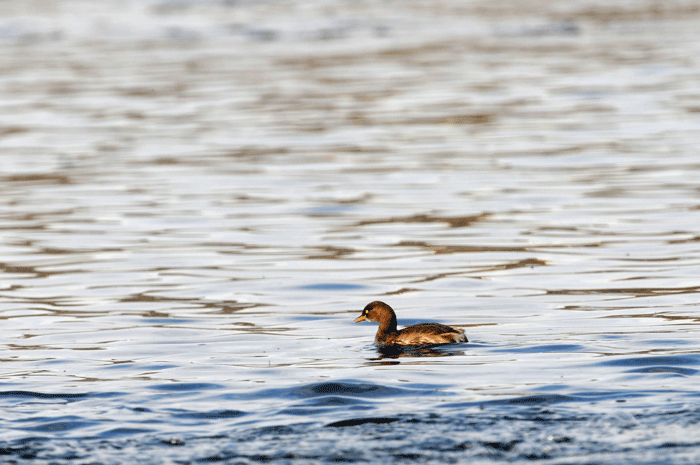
[372,345,468,361]
[2,0,700,463]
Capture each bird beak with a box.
[354,315,367,323]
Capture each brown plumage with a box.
[354,301,467,347]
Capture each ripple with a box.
[597,355,700,368]
[0,391,89,400]
[489,394,577,406]
[326,417,399,427]
[300,396,372,407]
[25,418,95,433]
[149,383,224,392]
[288,381,450,401]
[100,427,156,437]
[493,344,585,353]
[627,367,698,376]
[296,283,367,291]
[171,410,247,420]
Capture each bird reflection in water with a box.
[370,344,466,362]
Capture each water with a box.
[2,0,700,463]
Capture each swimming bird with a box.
[354,301,467,347]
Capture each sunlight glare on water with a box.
[1,0,700,463]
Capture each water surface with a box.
[1,0,700,463]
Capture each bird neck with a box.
[377,312,398,334]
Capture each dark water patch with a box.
[100,427,156,437]
[139,364,178,371]
[297,283,367,291]
[644,339,694,346]
[292,381,451,400]
[0,391,89,400]
[439,393,582,410]
[490,394,577,406]
[573,390,649,402]
[417,436,473,452]
[171,410,247,420]
[659,441,700,449]
[232,381,448,402]
[25,418,95,433]
[249,425,298,436]
[326,417,399,427]
[280,396,375,416]
[597,354,700,368]
[292,381,420,399]
[149,383,224,392]
[0,444,34,459]
[482,439,520,451]
[391,452,423,460]
[627,366,698,376]
[193,450,238,463]
[300,396,372,407]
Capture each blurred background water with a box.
[1,0,700,463]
